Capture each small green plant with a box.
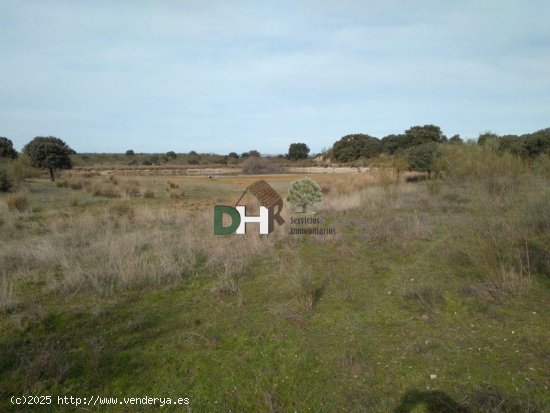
[287,178,322,213]
[290,266,324,311]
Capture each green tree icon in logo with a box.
[287,178,322,213]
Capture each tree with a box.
[248,150,261,157]
[405,142,439,177]
[404,124,446,147]
[166,151,177,159]
[498,135,523,155]
[23,136,74,181]
[448,135,463,144]
[287,178,322,213]
[381,134,407,154]
[0,137,18,159]
[332,134,381,162]
[228,152,239,159]
[522,128,550,158]
[287,143,310,160]
[477,132,499,146]
[125,149,135,156]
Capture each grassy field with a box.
[1,148,550,412]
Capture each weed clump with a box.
[290,266,324,311]
[122,180,140,196]
[108,201,134,219]
[142,189,155,199]
[6,193,29,212]
[92,184,120,198]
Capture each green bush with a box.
[0,165,11,192]
[4,155,39,187]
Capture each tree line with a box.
[1,126,549,190]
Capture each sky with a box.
[1,1,549,154]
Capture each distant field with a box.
[1,155,549,412]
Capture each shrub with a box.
[0,165,11,192]
[108,200,134,219]
[92,184,120,198]
[6,193,29,212]
[6,155,39,186]
[533,154,550,180]
[523,191,550,234]
[169,190,185,200]
[69,180,83,190]
[122,180,140,196]
[241,157,281,174]
[167,181,179,189]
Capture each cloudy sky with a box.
[1,1,549,154]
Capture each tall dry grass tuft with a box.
[0,270,19,312]
[6,193,30,212]
[142,188,155,199]
[121,180,140,196]
[288,266,324,311]
[92,183,120,198]
[377,168,399,204]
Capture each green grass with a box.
[1,174,549,412]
